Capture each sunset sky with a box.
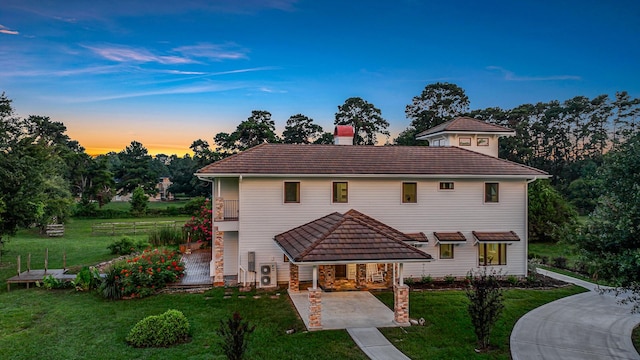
[1,0,639,156]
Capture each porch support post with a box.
[393,282,410,326]
[312,265,318,289]
[356,263,366,287]
[289,263,299,292]
[212,227,224,286]
[399,263,404,286]
[308,287,322,330]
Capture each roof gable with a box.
[274,209,433,263]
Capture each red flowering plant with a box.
[113,248,184,299]
[183,199,213,245]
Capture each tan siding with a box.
[235,177,528,283]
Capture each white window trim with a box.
[438,181,455,192]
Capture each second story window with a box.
[402,182,417,203]
[284,182,300,203]
[485,183,499,203]
[439,182,454,190]
[332,182,348,203]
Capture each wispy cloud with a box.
[0,24,19,35]
[0,65,124,77]
[174,43,249,61]
[487,66,581,81]
[51,82,247,103]
[84,45,197,65]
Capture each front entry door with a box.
[335,265,347,279]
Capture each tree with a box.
[313,132,334,144]
[466,269,504,351]
[572,133,640,295]
[528,180,578,243]
[215,110,279,153]
[0,93,75,242]
[282,114,323,144]
[129,186,149,217]
[217,312,255,360]
[397,82,469,145]
[334,97,389,145]
[114,141,158,196]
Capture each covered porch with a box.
[274,209,433,330]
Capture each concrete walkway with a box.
[511,269,640,360]
[288,291,410,359]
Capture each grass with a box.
[528,241,579,264]
[634,325,640,353]
[0,216,590,359]
[376,286,586,359]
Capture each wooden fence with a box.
[91,221,179,236]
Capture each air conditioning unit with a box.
[260,263,277,287]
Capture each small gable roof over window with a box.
[416,117,516,139]
[472,231,521,243]
[434,232,467,244]
[274,209,433,264]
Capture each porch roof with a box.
[434,232,467,244]
[274,209,433,264]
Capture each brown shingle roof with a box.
[274,209,433,263]
[405,232,428,243]
[416,117,515,138]
[472,231,521,242]
[197,143,547,177]
[434,232,467,243]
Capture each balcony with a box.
[214,198,239,231]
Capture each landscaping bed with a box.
[405,272,569,291]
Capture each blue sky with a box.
[1,0,639,155]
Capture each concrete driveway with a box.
[511,269,640,360]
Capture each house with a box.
[196,117,548,328]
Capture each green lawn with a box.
[377,286,586,359]
[101,200,191,212]
[0,217,589,359]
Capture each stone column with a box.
[384,263,393,286]
[356,263,367,287]
[308,288,322,330]
[213,228,224,286]
[289,263,299,292]
[214,197,224,221]
[324,265,335,290]
[393,284,410,325]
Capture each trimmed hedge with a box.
[126,309,190,347]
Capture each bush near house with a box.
[104,248,185,299]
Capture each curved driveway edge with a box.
[511,269,640,360]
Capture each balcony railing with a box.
[222,200,239,221]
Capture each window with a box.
[485,183,499,203]
[478,243,507,265]
[402,182,417,203]
[284,182,300,203]
[332,182,348,203]
[439,244,454,259]
[459,137,471,146]
[477,137,489,146]
[439,182,454,190]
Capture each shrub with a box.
[444,274,456,284]
[107,236,148,256]
[507,275,519,286]
[111,248,185,299]
[404,277,415,286]
[183,196,206,215]
[420,275,433,284]
[130,186,149,217]
[552,256,568,269]
[127,309,190,347]
[72,266,101,291]
[217,312,255,360]
[466,269,504,350]
[100,267,123,300]
[183,199,212,243]
[37,275,69,290]
[540,256,549,265]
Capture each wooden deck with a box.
[6,269,76,291]
[167,250,213,289]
